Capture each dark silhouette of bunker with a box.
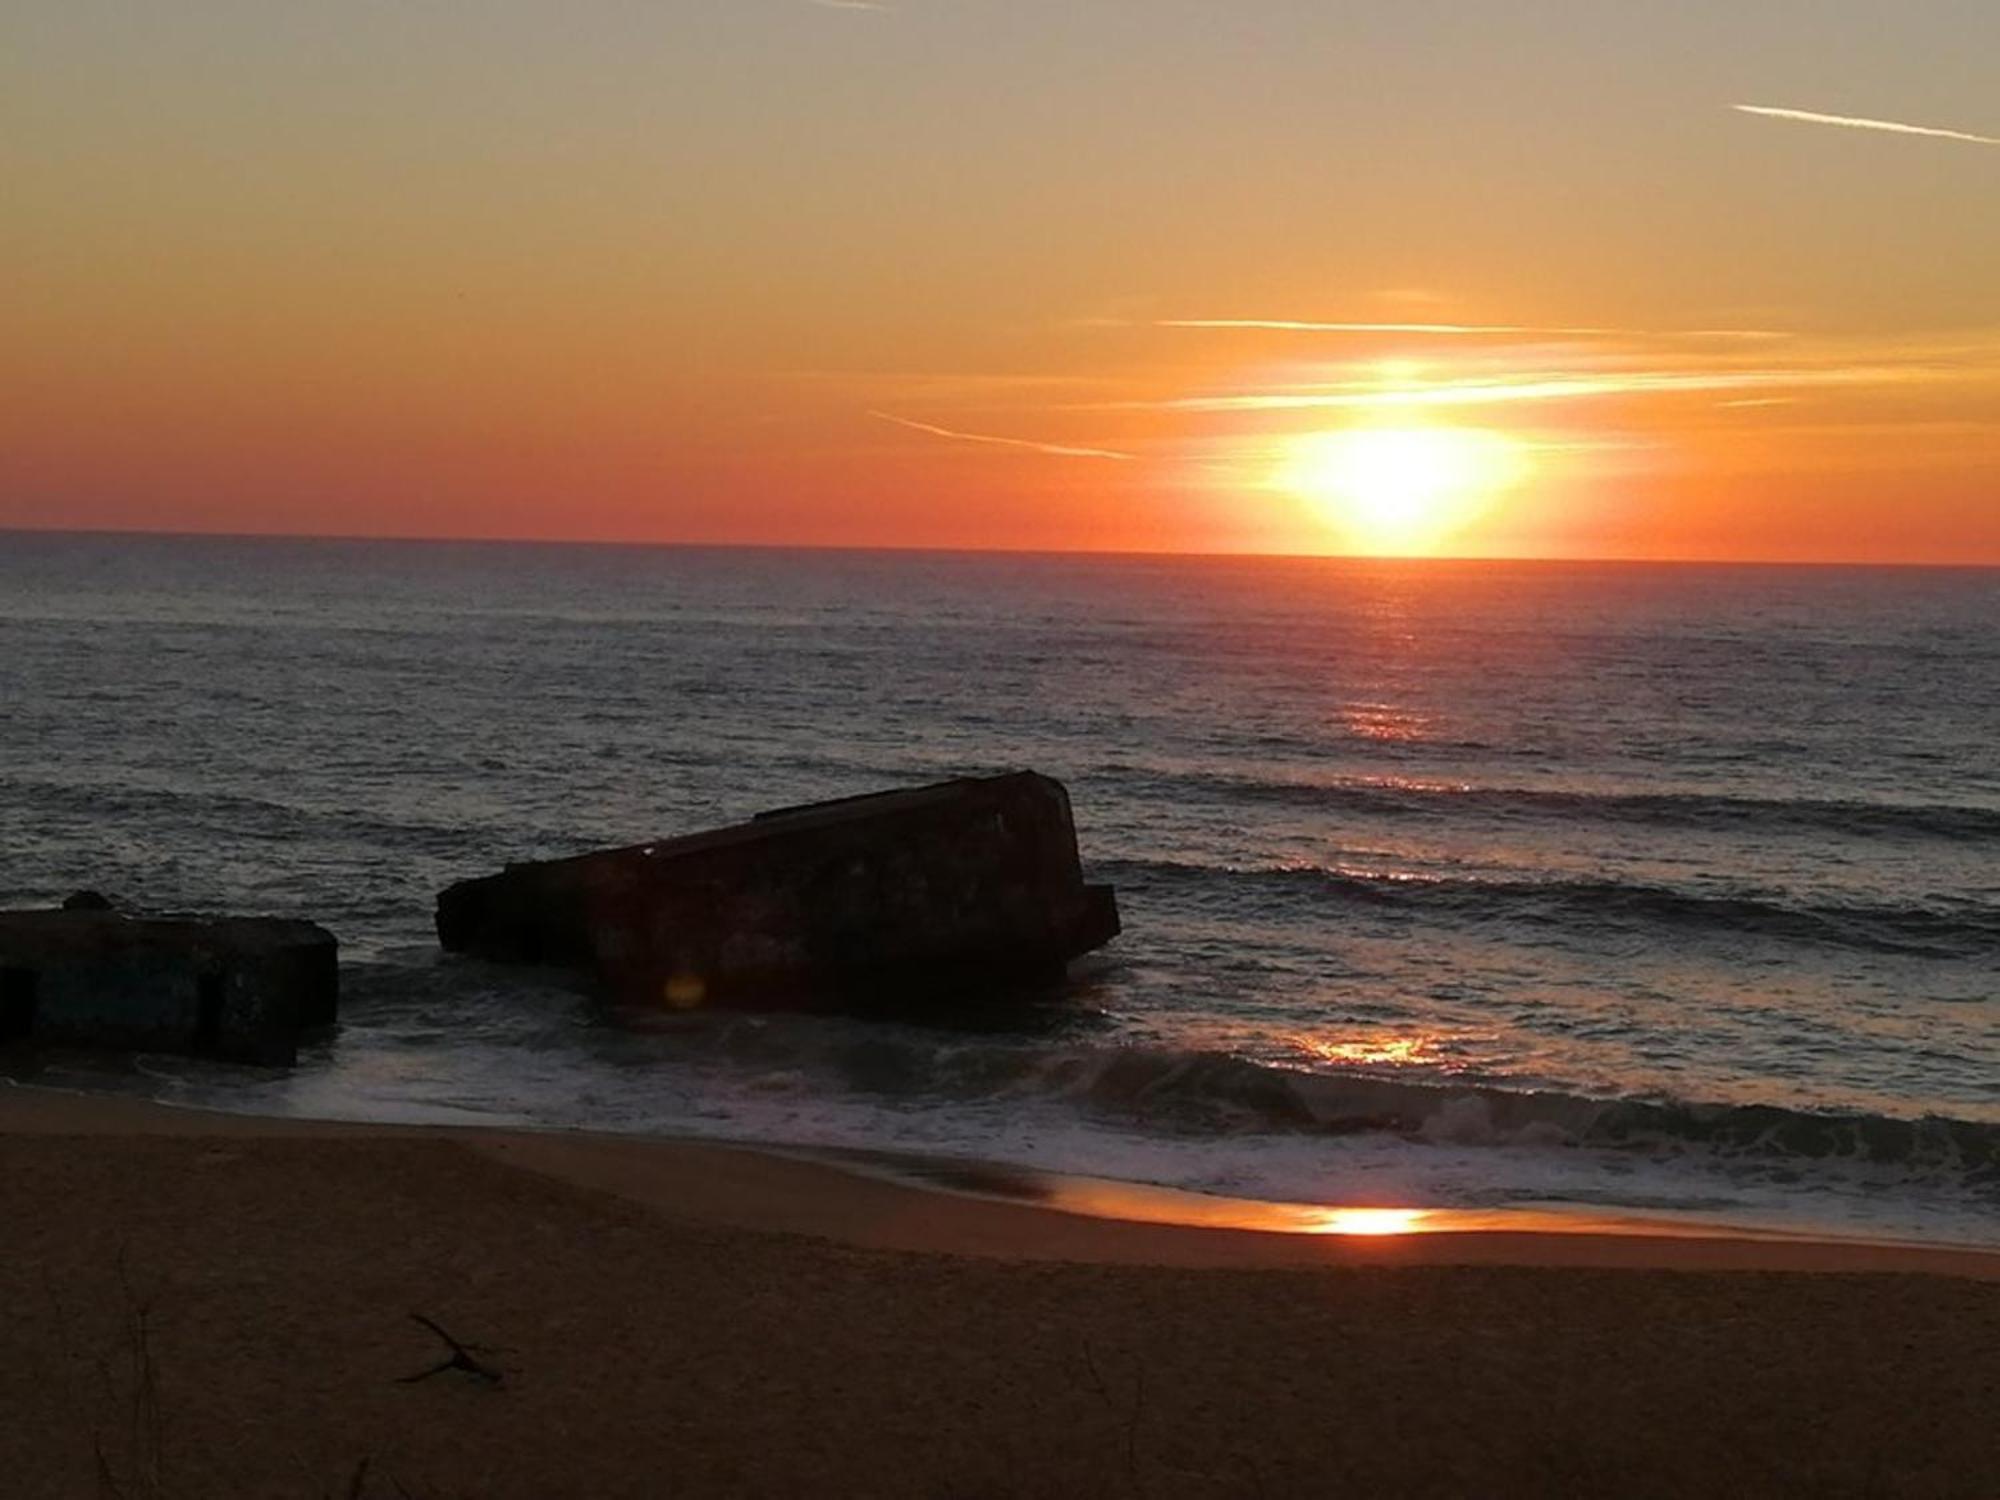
[0,910,337,1065]
[436,771,1120,1013]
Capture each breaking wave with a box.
[487,993,1999,1201]
[1038,1046,1999,1183]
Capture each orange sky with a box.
[4,4,1997,561]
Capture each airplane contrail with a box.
[868,411,1133,460]
[1733,104,2000,147]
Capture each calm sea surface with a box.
[3,534,1995,1243]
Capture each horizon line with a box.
[2,523,1994,571]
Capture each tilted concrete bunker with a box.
[436,771,1120,1013]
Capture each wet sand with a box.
[4,1085,1997,1497]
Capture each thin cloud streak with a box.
[1106,366,1929,413]
[807,0,890,11]
[1733,104,2000,147]
[785,371,1116,398]
[869,411,1133,460]
[1157,319,1788,340]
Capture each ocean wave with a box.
[138,958,1999,1234]
[1100,858,2000,959]
[0,773,479,849]
[1092,765,2000,843]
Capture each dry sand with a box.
[3,1085,1996,1498]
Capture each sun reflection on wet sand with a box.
[1032,1178,1445,1236]
[1302,1207,1430,1236]
[829,1152,1831,1245]
[1029,1182,1813,1242]
[815,1147,1848,1247]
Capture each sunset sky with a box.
[5,2,1997,561]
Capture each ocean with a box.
[2,532,1995,1245]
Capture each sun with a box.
[1277,424,1527,555]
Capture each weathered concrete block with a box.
[436,771,1120,1013]
[0,910,337,1065]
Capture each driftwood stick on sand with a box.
[397,1313,506,1387]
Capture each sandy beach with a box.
[3,1085,1996,1499]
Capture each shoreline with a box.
[8,1081,1996,1278]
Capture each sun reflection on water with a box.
[1295,1033,1442,1067]
[1340,703,1433,742]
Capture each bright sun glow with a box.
[1277,424,1528,555]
